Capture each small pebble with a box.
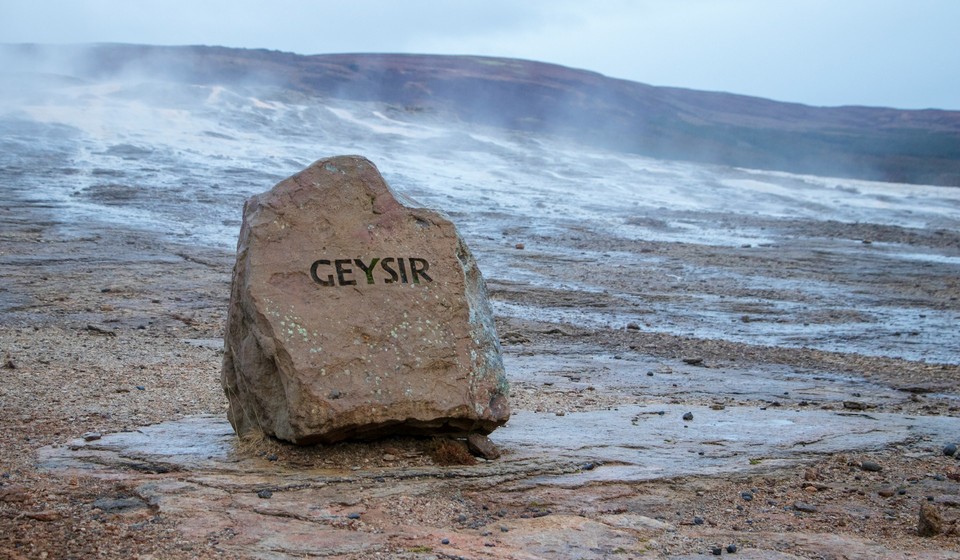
[861,461,883,472]
[727,544,738,553]
[347,513,361,520]
[741,491,753,502]
[683,412,694,421]
[712,546,723,556]
[793,502,818,513]
[82,432,102,442]
[257,490,272,499]
[266,454,278,462]
[135,386,145,391]
[693,516,705,525]
[441,539,450,545]
[943,443,958,457]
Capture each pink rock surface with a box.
[222,155,509,444]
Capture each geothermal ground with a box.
[1,77,959,558]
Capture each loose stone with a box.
[741,491,753,501]
[918,503,944,536]
[943,443,958,456]
[793,502,818,513]
[683,412,694,421]
[727,544,738,553]
[466,433,501,460]
[257,490,272,499]
[860,461,883,472]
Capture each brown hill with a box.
[7,43,960,186]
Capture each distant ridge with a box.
[5,43,960,186]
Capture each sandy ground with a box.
[2,188,960,559]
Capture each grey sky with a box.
[2,0,957,110]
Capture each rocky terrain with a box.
[1,44,959,559]
[2,168,960,558]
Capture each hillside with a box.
[6,43,960,186]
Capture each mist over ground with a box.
[2,43,958,362]
[4,43,960,187]
[2,42,960,559]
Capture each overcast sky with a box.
[2,0,957,110]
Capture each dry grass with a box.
[430,438,476,466]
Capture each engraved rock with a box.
[222,155,509,444]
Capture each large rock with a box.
[222,155,509,444]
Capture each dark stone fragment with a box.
[943,443,958,457]
[441,539,450,545]
[682,412,694,421]
[693,516,704,525]
[861,461,883,472]
[727,544,738,553]
[257,490,272,499]
[843,401,867,410]
[266,454,278,461]
[712,547,723,555]
[347,512,361,519]
[741,491,754,501]
[793,502,818,513]
[92,497,145,512]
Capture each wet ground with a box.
[2,76,960,558]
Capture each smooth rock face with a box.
[222,155,509,444]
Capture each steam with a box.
[1,43,959,364]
